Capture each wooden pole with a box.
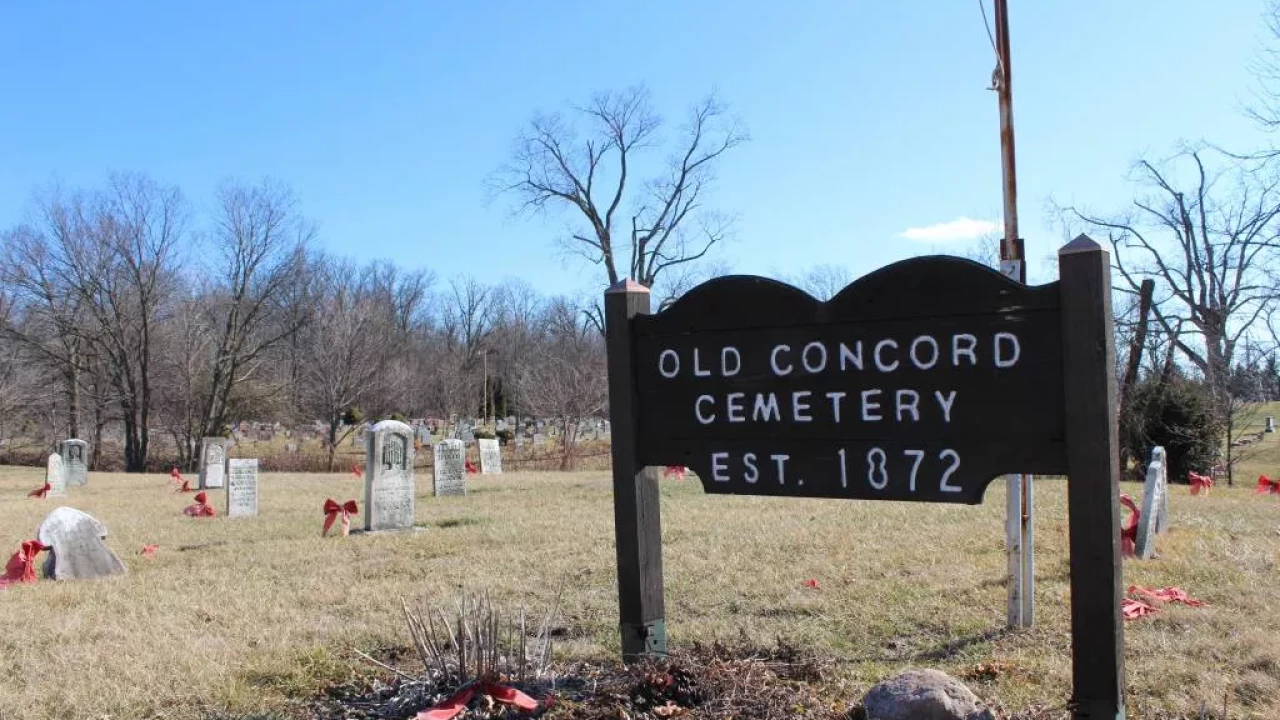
[1059,235,1125,720]
[604,279,667,661]
[992,0,1034,629]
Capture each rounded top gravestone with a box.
[37,506,127,580]
[364,420,415,531]
[60,439,89,487]
[46,453,67,498]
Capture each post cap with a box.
[1059,234,1102,255]
[606,279,650,294]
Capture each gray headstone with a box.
[37,506,126,581]
[478,438,502,474]
[199,437,229,489]
[46,453,66,498]
[285,441,299,453]
[496,419,506,431]
[460,428,475,443]
[1150,446,1169,534]
[1135,450,1167,560]
[432,439,466,496]
[227,458,259,517]
[60,439,89,486]
[1268,416,1276,433]
[532,433,546,447]
[364,420,415,531]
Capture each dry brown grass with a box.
[0,465,1277,720]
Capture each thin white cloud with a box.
[900,217,999,243]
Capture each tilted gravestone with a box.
[60,439,89,487]
[227,458,259,517]
[37,506,126,580]
[1135,447,1167,560]
[364,420,415,531]
[478,438,502,474]
[1151,446,1169,534]
[432,439,466,496]
[199,437,229,490]
[46,453,67,498]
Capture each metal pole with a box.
[993,0,1034,629]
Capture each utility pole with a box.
[992,0,1034,629]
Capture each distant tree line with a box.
[0,174,605,471]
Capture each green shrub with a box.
[1121,376,1220,484]
[473,426,496,440]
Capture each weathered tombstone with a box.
[478,438,502,474]
[603,238,1125,719]
[1135,448,1166,559]
[46,453,67,497]
[460,427,475,443]
[227,458,259,517]
[432,439,466,496]
[532,432,546,447]
[199,437,229,490]
[364,420,415,531]
[37,506,126,580]
[496,418,507,432]
[60,439,89,486]
[1267,416,1276,433]
[1150,446,1169,534]
[285,441,299,454]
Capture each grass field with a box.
[1,460,1278,719]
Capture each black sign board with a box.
[604,236,1125,720]
[631,257,1067,504]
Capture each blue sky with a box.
[1,1,1274,297]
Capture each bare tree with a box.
[1068,146,1280,411]
[495,85,747,294]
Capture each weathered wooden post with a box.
[1059,235,1125,719]
[604,279,667,660]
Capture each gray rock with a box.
[863,669,994,720]
[37,506,126,581]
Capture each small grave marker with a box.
[227,458,259,517]
[432,439,467,495]
[60,439,89,486]
[364,420,415,531]
[37,506,126,580]
[46,453,67,498]
[478,438,502,474]
[1135,449,1166,559]
[1268,416,1276,433]
[199,437,229,490]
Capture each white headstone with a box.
[478,438,502,474]
[59,439,89,486]
[364,420,415,531]
[46,453,66,497]
[1268,416,1276,433]
[532,433,546,447]
[227,458,259,517]
[432,439,467,496]
[1151,446,1169,534]
[1135,447,1167,559]
[37,506,126,580]
[199,438,228,489]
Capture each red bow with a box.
[140,544,159,558]
[1128,585,1206,608]
[465,460,478,474]
[1121,597,1159,621]
[323,499,358,536]
[663,465,687,480]
[2,540,47,585]
[170,466,184,486]
[416,680,539,720]
[1256,474,1280,495]
[183,491,217,517]
[803,579,820,590]
[1188,471,1213,495]
[1119,493,1140,558]
[350,463,363,479]
[27,482,51,499]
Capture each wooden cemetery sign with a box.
[604,236,1125,720]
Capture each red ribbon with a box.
[663,465,687,480]
[416,680,539,720]
[183,491,217,517]
[803,579,820,589]
[465,460,478,474]
[1119,493,1139,558]
[140,544,159,558]
[1128,585,1206,608]
[1122,597,1159,621]
[27,482,51,499]
[170,466,184,487]
[323,498,358,536]
[1256,474,1280,495]
[350,463,363,480]
[2,540,47,585]
[1188,471,1213,495]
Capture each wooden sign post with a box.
[605,236,1123,719]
